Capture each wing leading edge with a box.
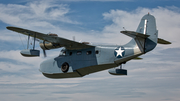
[7,26,94,50]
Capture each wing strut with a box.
[43,49,47,57]
[33,33,36,50]
[27,34,30,49]
[20,33,40,57]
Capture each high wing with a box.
[7,26,94,50]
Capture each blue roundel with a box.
[114,46,125,58]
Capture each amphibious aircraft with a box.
[7,13,171,79]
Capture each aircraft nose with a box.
[39,58,63,74]
[39,58,57,74]
[39,60,49,73]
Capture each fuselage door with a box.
[95,47,101,58]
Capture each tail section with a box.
[122,13,158,53]
[136,13,158,52]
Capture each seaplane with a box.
[6,13,171,79]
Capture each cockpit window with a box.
[87,51,92,55]
[59,49,66,56]
[69,52,72,56]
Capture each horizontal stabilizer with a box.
[158,38,171,44]
[121,31,150,39]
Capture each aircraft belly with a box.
[42,72,82,79]
[77,63,117,75]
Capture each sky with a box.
[0,0,180,101]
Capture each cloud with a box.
[0,50,44,64]
[58,0,131,2]
[101,7,180,47]
[0,1,78,29]
[1,1,179,48]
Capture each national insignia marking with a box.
[114,46,125,58]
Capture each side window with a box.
[87,51,92,55]
[77,51,82,55]
[69,52,72,56]
[59,49,66,56]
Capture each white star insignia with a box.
[115,47,124,57]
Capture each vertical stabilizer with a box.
[136,13,158,52]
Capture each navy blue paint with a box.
[114,46,125,58]
[54,47,98,71]
[145,38,157,52]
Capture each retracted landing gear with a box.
[108,64,127,75]
[61,62,69,73]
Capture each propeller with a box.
[43,49,47,57]
[32,37,40,42]
[32,37,47,57]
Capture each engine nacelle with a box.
[108,68,127,75]
[39,33,62,50]
[39,41,62,50]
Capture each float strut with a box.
[120,64,122,69]
[33,34,36,50]
[27,34,30,49]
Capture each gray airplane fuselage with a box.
[40,42,143,78]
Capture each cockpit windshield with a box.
[59,48,66,56]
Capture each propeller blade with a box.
[43,49,47,57]
[32,37,40,42]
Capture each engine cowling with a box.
[39,33,62,50]
[39,41,62,50]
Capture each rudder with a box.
[136,13,158,52]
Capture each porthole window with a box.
[69,52,72,56]
[87,51,92,55]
